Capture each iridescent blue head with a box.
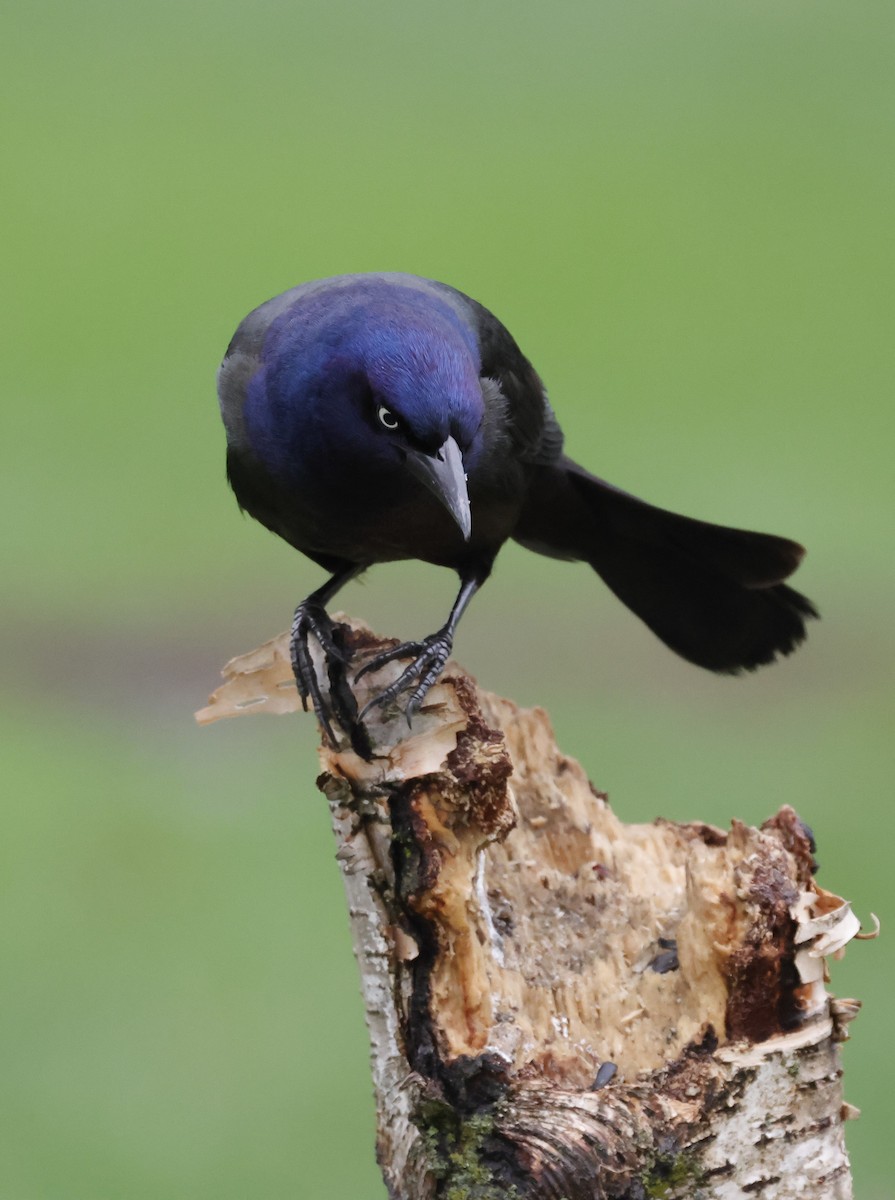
[235,276,485,537]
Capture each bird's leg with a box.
[356,572,483,724]
[290,564,367,751]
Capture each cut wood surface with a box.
[197,618,865,1199]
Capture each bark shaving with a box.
[198,619,865,1200]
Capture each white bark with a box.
[198,619,862,1199]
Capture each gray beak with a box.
[405,435,471,541]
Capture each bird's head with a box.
[242,280,486,540]
[354,321,482,539]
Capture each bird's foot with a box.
[290,602,371,758]
[356,630,454,725]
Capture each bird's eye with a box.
[377,405,400,430]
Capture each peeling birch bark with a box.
[197,619,864,1200]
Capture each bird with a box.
[217,272,817,757]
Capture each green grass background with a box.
[3,2,893,1195]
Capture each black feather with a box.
[515,457,818,672]
[217,272,818,746]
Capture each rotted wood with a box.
[197,619,864,1200]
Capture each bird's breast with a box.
[291,477,519,569]
[296,488,519,568]
[230,445,525,569]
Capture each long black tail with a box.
[514,457,818,673]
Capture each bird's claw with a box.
[290,601,371,758]
[357,631,453,724]
[355,640,427,682]
[290,601,340,742]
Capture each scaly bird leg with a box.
[290,564,371,756]
[356,573,482,725]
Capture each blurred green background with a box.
[4,1,893,1196]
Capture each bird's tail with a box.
[514,457,818,673]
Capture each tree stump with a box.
[197,619,864,1200]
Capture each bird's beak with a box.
[405,435,471,541]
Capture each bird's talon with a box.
[321,639,348,665]
[318,714,338,748]
[357,687,399,723]
[358,700,384,724]
[289,599,370,752]
[355,641,425,682]
[353,632,453,726]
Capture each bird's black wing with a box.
[473,302,565,466]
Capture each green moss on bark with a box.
[417,1101,519,1200]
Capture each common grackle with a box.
[218,273,817,756]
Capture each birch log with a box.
[197,618,864,1200]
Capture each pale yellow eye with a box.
[377,405,400,430]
